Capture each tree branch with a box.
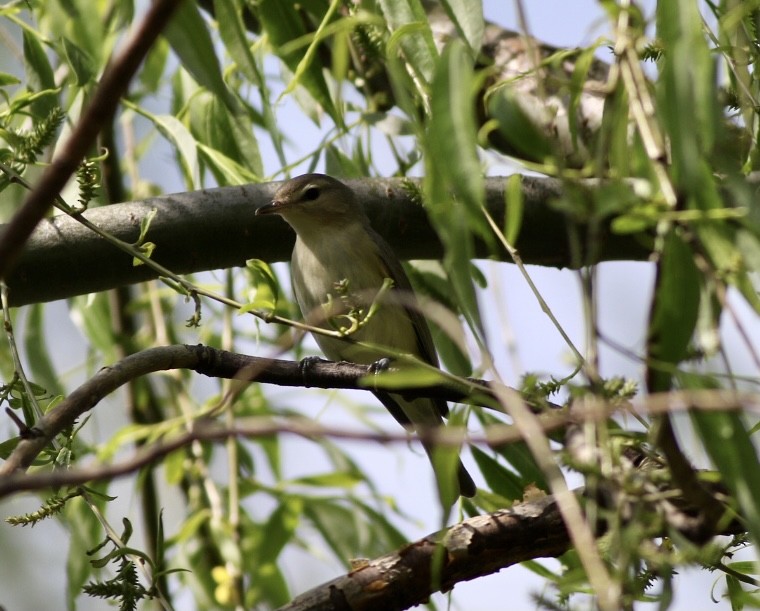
[0,344,561,476]
[278,494,571,611]
[275,484,743,611]
[3,175,653,306]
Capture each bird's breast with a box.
[291,233,419,363]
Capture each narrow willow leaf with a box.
[258,0,338,121]
[504,173,524,245]
[425,40,486,335]
[696,222,760,314]
[139,37,169,93]
[214,0,261,85]
[163,1,238,111]
[438,0,484,56]
[125,101,200,188]
[656,0,719,191]
[692,410,760,550]
[0,72,21,86]
[488,88,553,163]
[242,259,279,313]
[288,472,363,488]
[471,445,524,500]
[201,96,263,177]
[567,43,602,148]
[199,144,260,186]
[303,499,364,563]
[378,0,438,83]
[478,412,548,491]
[359,367,447,390]
[23,29,56,117]
[24,303,64,397]
[259,498,303,564]
[61,37,94,86]
[428,40,483,218]
[647,231,701,390]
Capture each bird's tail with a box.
[374,391,477,498]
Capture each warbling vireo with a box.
[256,174,476,498]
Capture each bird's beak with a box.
[255,200,283,216]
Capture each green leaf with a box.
[23,29,57,117]
[302,499,364,563]
[288,472,363,488]
[198,144,260,185]
[427,40,483,219]
[0,72,21,86]
[0,436,20,459]
[197,95,263,178]
[23,303,64,397]
[139,36,169,93]
[163,1,238,111]
[133,241,156,265]
[656,0,719,191]
[692,410,760,551]
[61,36,94,86]
[124,101,200,188]
[488,87,553,163]
[504,174,524,245]
[242,259,279,313]
[214,0,261,85]
[480,411,548,490]
[647,231,701,390]
[567,43,602,148]
[135,208,157,246]
[697,222,760,314]
[259,498,303,564]
[379,0,438,84]
[431,437,462,508]
[471,445,524,500]
[359,366,447,390]
[69,293,118,362]
[424,40,486,338]
[438,0,483,55]
[258,0,338,121]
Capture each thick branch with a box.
[277,484,743,611]
[280,494,570,611]
[3,175,652,306]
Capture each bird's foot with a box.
[299,355,328,387]
[368,357,394,375]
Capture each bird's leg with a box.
[367,357,395,393]
[367,357,394,376]
[299,355,329,387]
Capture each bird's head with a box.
[256,174,364,233]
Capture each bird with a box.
[256,173,476,498]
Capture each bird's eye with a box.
[303,187,320,201]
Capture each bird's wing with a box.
[369,227,450,419]
[368,227,438,365]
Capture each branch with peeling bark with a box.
[277,483,743,611]
[279,494,571,611]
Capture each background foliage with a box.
[1,0,760,609]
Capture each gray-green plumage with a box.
[256,174,475,497]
